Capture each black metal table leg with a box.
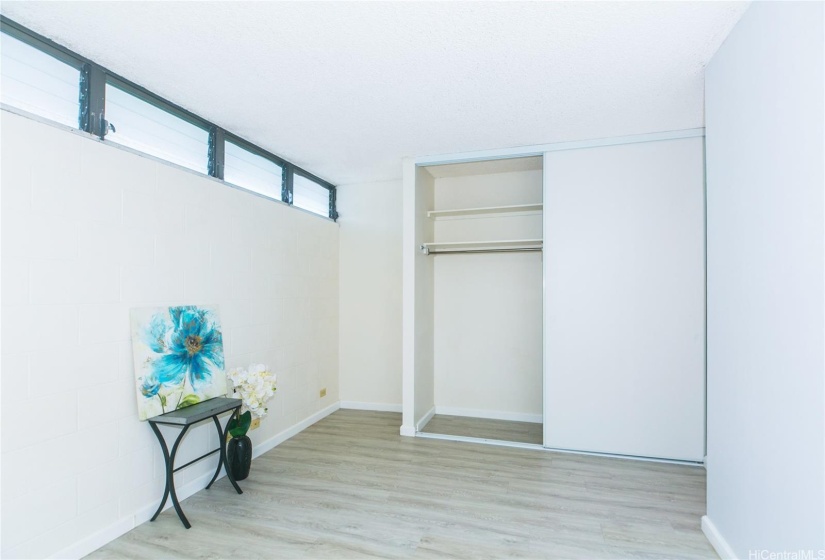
[223,409,243,494]
[167,424,192,528]
[148,422,171,522]
[149,422,192,529]
[146,397,243,529]
[206,407,243,494]
[205,413,225,490]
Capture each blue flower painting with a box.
[131,305,227,420]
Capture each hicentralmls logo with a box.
[749,551,825,560]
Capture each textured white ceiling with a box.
[1,1,748,185]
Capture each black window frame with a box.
[223,132,288,203]
[292,167,339,220]
[103,76,212,173]
[0,19,85,129]
[0,15,338,221]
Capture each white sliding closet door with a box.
[543,138,705,461]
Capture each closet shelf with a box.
[420,239,543,254]
[427,203,543,219]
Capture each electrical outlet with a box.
[320,387,327,398]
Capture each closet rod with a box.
[425,248,543,255]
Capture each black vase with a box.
[227,435,252,481]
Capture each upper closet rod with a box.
[421,247,543,255]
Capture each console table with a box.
[147,397,243,528]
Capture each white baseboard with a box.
[415,406,436,431]
[339,401,402,413]
[132,465,220,526]
[399,425,416,437]
[50,463,225,560]
[434,406,542,424]
[51,402,341,560]
[49,516,135,560]
[252,402,340,460]
[701,515,738,560]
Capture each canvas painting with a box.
[131,305,227,420]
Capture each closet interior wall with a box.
[412,166,436,425]
[430,163,543,424]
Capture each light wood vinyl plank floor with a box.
[420,414,543,445]
[86,410,716,559]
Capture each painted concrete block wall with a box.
[544,137,706,461]
[0,110,339,559]
[337,180,402,409]
[433,170,543,420]
[704,2,825,556]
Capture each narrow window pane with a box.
[293,174,330,218]
[104,83,207,173]
[224,141,282,201]
[0,31,79,128]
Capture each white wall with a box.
[704,2,825,556]
[432,170,543,420]
[337,179,402,409]
[0,110,340,559]
[544,137,706,461]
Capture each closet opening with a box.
[415,156,544,446]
